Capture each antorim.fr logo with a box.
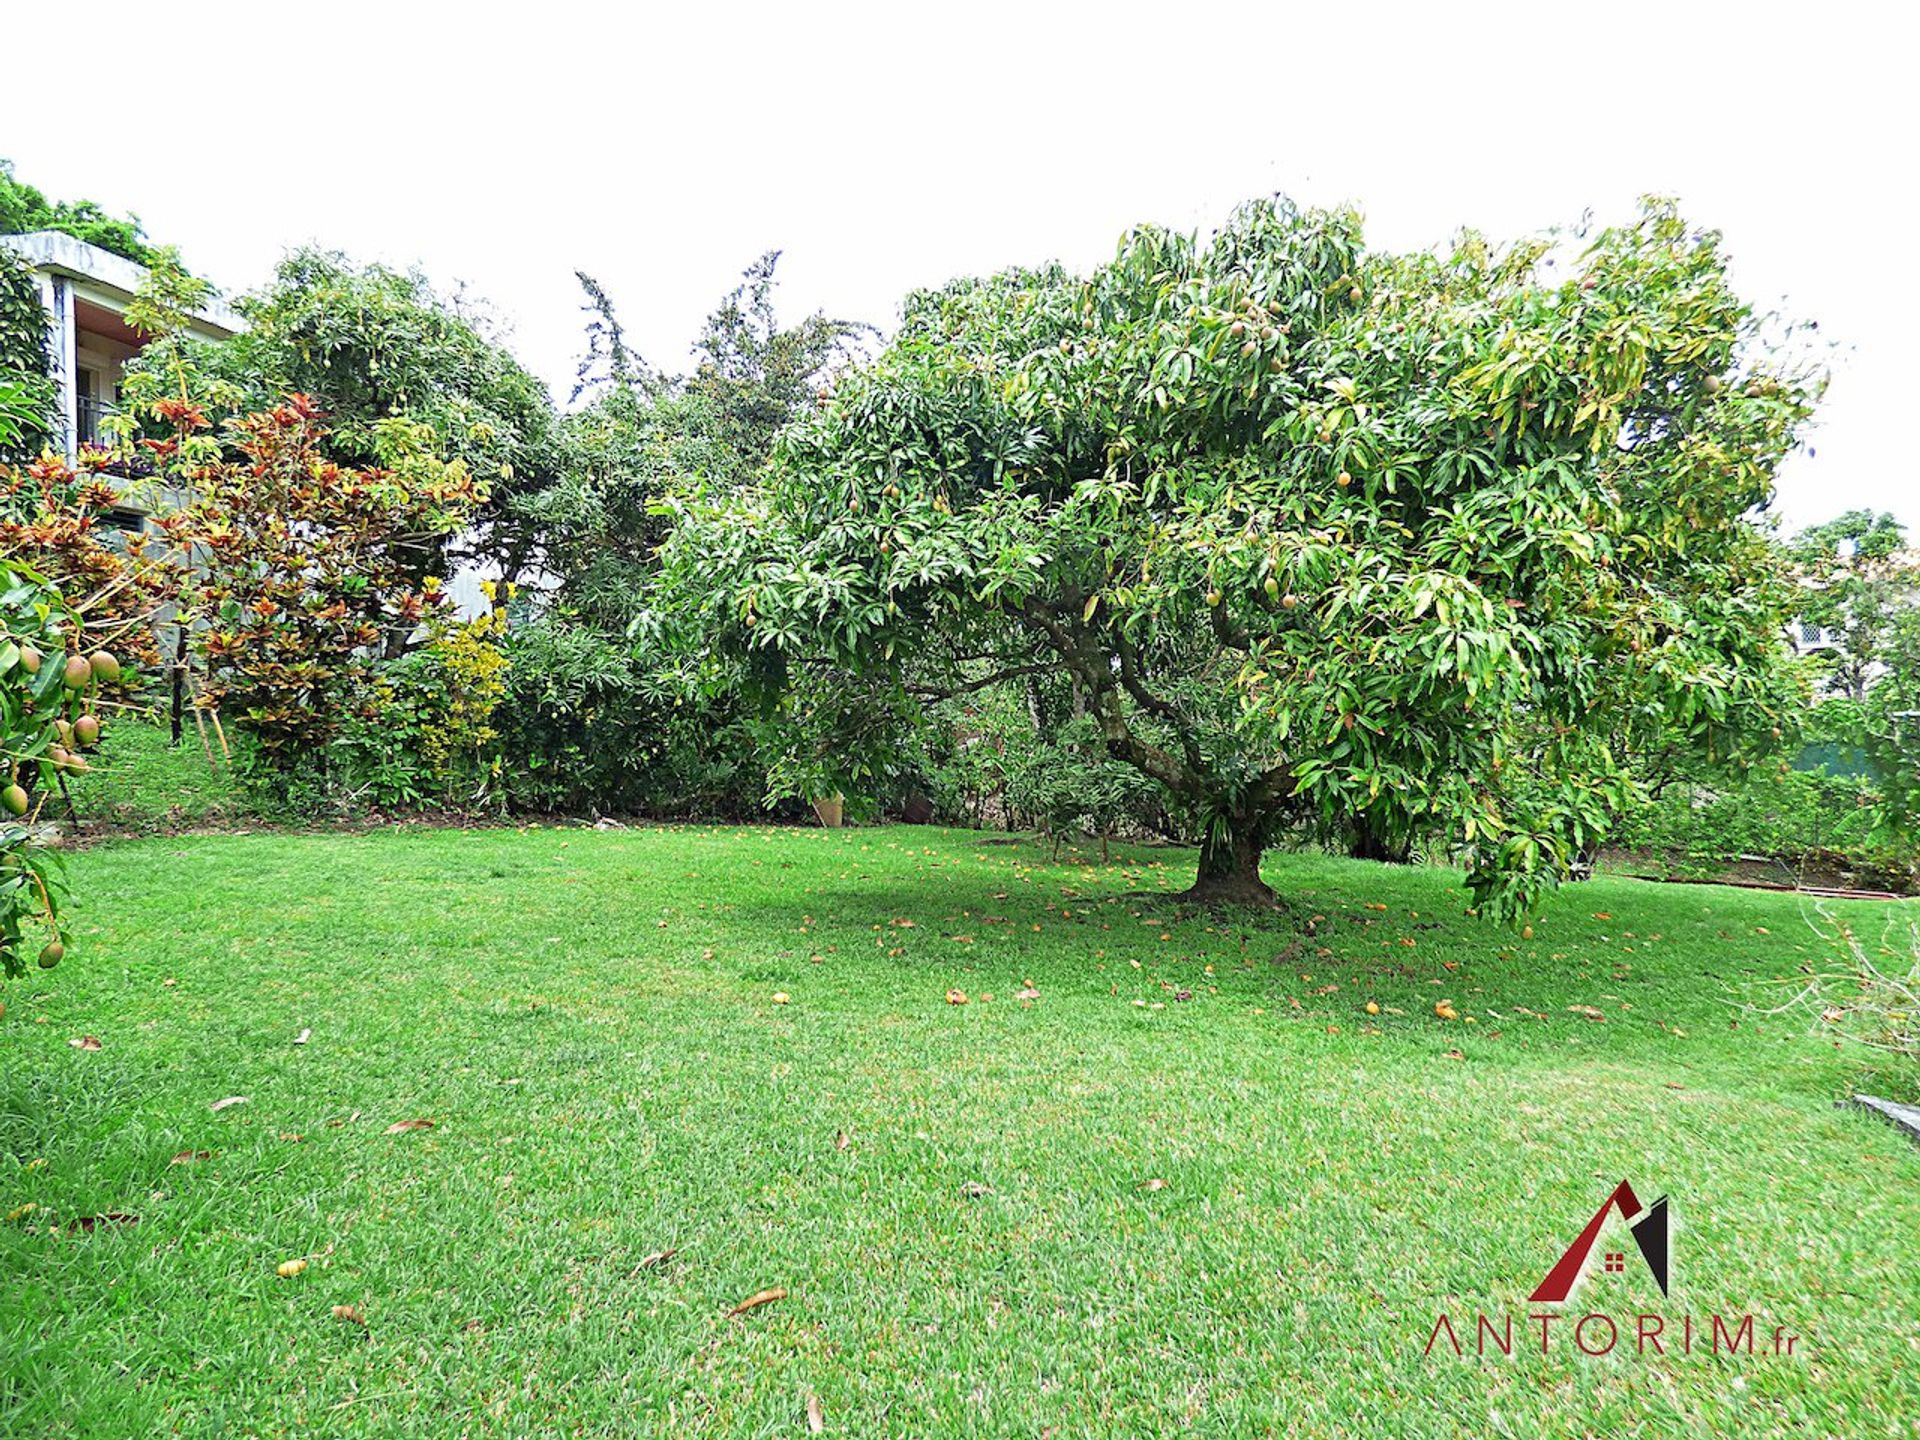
[1422,1178,1805,1360]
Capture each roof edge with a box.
[0,230,243,338]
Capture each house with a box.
[0,230,241,464]
[1789,617,1843,660]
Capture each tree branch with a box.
[904,663,1057,701]
[1209,601,1250,652]
[1111,627,1207,776]
[1015,596,1203,800]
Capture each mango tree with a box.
[2,559,119,981]
[665,198,1819,918]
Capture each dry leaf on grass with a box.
[807,1393,825,1433]
[293,1029,311,1045]
[633,1247,679,1273]
[728,1286,787,1316]
[960,1180,994,1198]
[169,1149,213,1166]
[772,992,791,1005]
[209,1096,249,1113]
[68,1036,102,1051]
[385,1119,436,1134]
[834,1130,850,1152]
[1567,1005,1607,1022]
[1138,1178,1169,1192]
[1016,987,1041,1002]
[945,989,968,1005]
[72,1212,138,1232]
[276,1258,308,1278]
[331,1304,368,1328]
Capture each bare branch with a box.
[904,663,1057,701]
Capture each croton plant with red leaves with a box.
[160,394,484,772]
[0,454,178,672]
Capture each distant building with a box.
[1789,617,1842,660]
[0,230,242,464]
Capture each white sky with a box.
[4,0,1912,533]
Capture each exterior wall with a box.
[445,549,557,622]
[445,560,496,622]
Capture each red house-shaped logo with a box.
[1530,1180,1670,1302]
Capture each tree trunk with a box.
[169,621,188,746]
[1182,822,1275,905]
[1348,814,1411,864]
[1569,839,1600,882]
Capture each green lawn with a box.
[62,720,251,832]
[2,825,1916,1437]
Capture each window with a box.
[75,367,113,448]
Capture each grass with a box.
[2,824,1917,1437]
[62,719,250,831]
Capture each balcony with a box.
[75,394,117,449]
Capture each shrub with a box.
[914,689,1163,848]
[1003,715,1161,857]
[493,614,764,817]
[1766,906,1920,1095]
[1612,760,1910,888]
[332,611,510,812]
[913,702,1014,831]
